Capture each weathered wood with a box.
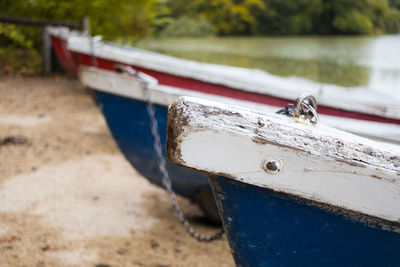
[81,16,90,35]
[0,15,80,28]
[166,97,400,222]
[41,26,52,75]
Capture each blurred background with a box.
[1,0,400,95]
[0,2,399,265]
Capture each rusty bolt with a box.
[263,159,281,174]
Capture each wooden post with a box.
[42,26,51,75]
[82,16,90,35]
[0,15,86,75]
[0,15,80,28]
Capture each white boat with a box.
[79,66,400,221]
[80,66,400,143]
[166,96,400,266]
[47,27,400,143]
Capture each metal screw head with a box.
[263,159,281,174]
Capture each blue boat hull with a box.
[210,175,400,266]
[94,91,211,201]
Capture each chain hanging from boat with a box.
[276,94,319,124]
[115,65,224,242]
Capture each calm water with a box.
[137,35,400,98]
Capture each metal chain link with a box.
[118,65,224,242]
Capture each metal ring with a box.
[303,103,319,124]
[293,94,319,124]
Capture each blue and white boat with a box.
[166,96,400,266]
[80,65,400,223]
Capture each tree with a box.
[193,0,266,35]
[255,0,324,34]
[0,0,158,44]
[333,10,373,34]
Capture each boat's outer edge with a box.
[166,96,400,222]
[47,26,84,41]
[79,66,400,144]
[210,174,400,266]
[67,34,400,120]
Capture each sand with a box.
[0,75,234,266]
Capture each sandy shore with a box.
[0,75,234,266]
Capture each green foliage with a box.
[0,47,41,74]
[384,8,400,32]
[1,0,400,47]
[333,10,373,34]
[147,0,175,37]
[0,0,160,73]
[160,16,214,37]
[389,0,400,9]
[194,0,266,35]
[0,23,34,48]
[1,0,158,43]
[252,0,400,35]
[254,0,324,34]
[161,0,266,35]
[167,0,198,18]
[288,15,313,34]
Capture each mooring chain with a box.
[116,65,224,242]
[276,94,319,124]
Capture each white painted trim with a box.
[79,67,400,144]
[67,34,400,120]
[167,97,400,222]
[47,26,84,41]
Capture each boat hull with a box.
[72,52,400,126]
[166,97,400,266]
[210,174,400,267]
[94,90,212,201]
[50,35,78,75]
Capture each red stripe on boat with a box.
[73,52,400,125]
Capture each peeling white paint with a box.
[167,97,400,222]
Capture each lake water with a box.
[137,35,400,98]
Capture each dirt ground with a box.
[0,75,234,267]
